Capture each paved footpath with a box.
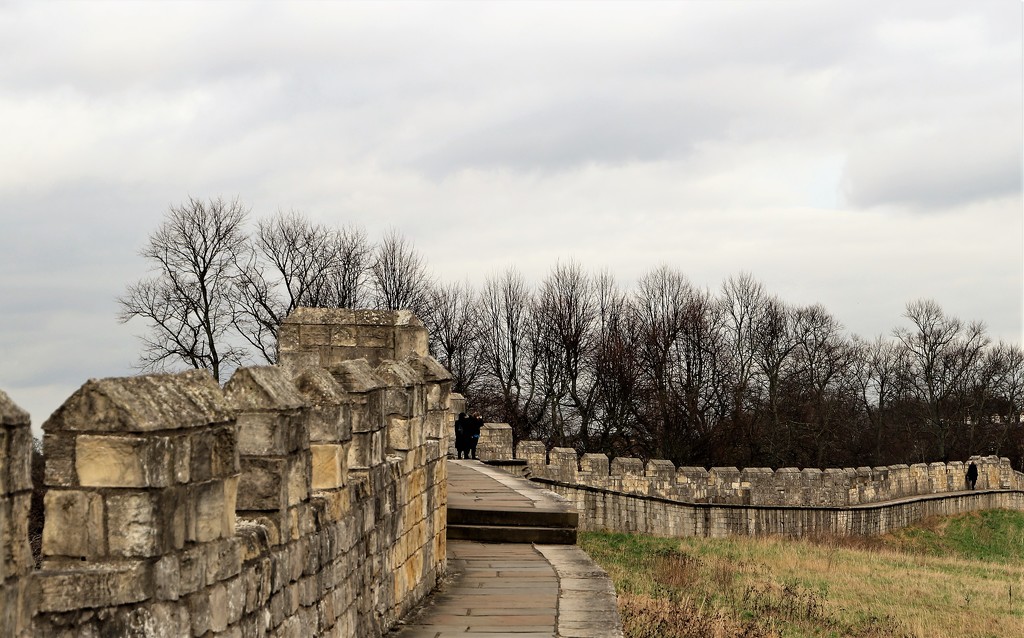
[391,461,624,638]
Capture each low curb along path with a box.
[391,460,624,638]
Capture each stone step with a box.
[447,523,578,545]
[448,506,579,530]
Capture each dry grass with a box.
[581,513,1024,638]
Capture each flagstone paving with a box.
[390,460,623,638]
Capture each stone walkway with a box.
[391,461,623,638]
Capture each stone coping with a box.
[530,476,1022,513]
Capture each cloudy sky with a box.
[1,0,1021,432]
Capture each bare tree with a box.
[894,299,989,459]
[989,341,1024,458]
[751,296,800,464]
[790,304,855,466]
[532,261,599,448]
[589,269,639,454]
[235,211,335,361]
[234,213,372,362]
[719,272,768,464]
[326,224,373,309]
[479,267,537,441]
[851,334,907,465]
[423,280,484,396]
[631,265,691,459]
[118,197,249,382]
[370,228,432,316]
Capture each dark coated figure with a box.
[467,412,483,460]
[966,461,978,490]
[454,412,470,459]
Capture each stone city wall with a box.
[511,441,1022,507]
[2,309,452,637]
[480,435,1024,538]
[545,481,1024,538]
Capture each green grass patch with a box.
[580,509,1024,638]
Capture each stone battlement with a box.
[1,309,453,637]
[509,440,1022,507]
[468,434,1024,539]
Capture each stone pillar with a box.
[710,467,742,504]
[0,390,32,636]
[677,467,709,502]
[579,453,610,489]
[291,367,351,516]
[375,360,426,453]
[611,457,644,494]
[548,448,579,483]
[225,366,311,546]
[476,423,513,461]
[37,371,239,625]
[646,460,676,498]
[332,360,387,472]
[774,468,803,506]
[741,468,774,505]
[516,441,547,478]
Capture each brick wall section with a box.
[1,390,32,636]
[0,308,451,637]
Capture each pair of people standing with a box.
[454,412,483,459]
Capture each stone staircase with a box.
[447,504,578,544]
[445,460,579,544]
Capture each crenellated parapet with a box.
[1,308,453,637]
[497,437,1024,508]
[0,390,33,636]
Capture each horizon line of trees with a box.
[119,197,1024,470]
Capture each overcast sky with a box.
[1,0,1021,433]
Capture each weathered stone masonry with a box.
[1,309,452,637]
[494,439,1024,538]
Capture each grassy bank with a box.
[579,510,1024,638]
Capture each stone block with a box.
[395,324,429,359]
[348,431,384,470]
[476,423,513,461]
[5,425,32,493]
[42,489,105,559]
[387,417,422,452]
[106,491,159,557]
[76,434,174,488]
[154,554,181,601]
[299,323,331,347]
[236,411,308,457]
[311,444,347,490]
[277,323,301,353]
[331,359,386,395]
[191,424,238,482]
[423,410,446,441]
[191,480,231,543]
[34,560,153,612]
[1,493,31,578]
[646,459,675,479]
[43,433,76,487]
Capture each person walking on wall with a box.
[467,412,483,460]
[454,412,469,459]
[966,461,978,490]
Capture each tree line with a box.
[120,197,1024,470]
